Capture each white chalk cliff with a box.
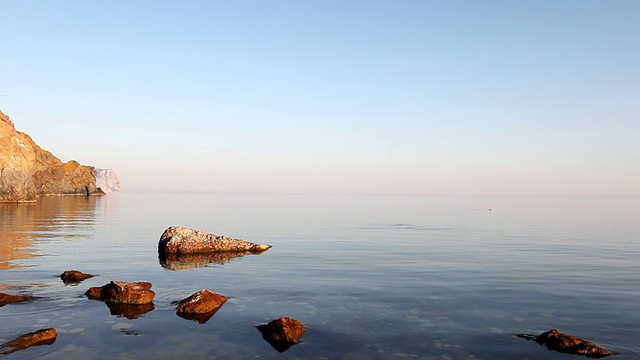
[95,169,124,193]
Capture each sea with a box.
[1,193,639,359]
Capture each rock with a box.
[158,226,272,255]
[86,281,155,304]
[176,289,227,324]
[0,292,33,306]
[519,329,612,358]
[159,251,266,270]
[0,328,57,355]
[257,316,305,352]
[0,109,104,203]
[60,270,94,284]
[0,168,36,202]
[95,168,124,193]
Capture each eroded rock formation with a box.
[0,109,104,202]
[95,168,124,193]
[158,226,272,255]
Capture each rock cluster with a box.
[0,109,104,202]
[158,226,271,255]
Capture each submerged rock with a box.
[518,329,611,358]
[60,270,94,284]
[0,292,32,306]
[158,226,272,255]
[159,251,267,270]
[257,317,305,352]
[86,281,155,304]
[0,328,57,355]
[176,289,227,324]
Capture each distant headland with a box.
[0,109,109,202]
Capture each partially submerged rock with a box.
[0,328,57,355]
[518,329,611,358]
[159,251,267,270]
[257,316,305,352]
[60,270,94,284]
[158,226,272,255]
[176,289,228,324]
[0,292,32,306]
[86,281,155,304]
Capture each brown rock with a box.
[158,226,272,255]
[257,316,305,352]
[534,329,611,357]
[0,109,104,203]
[60,270,94,284]
[85,281,155,304]
[0,328,57,355]
[176,289,227,323]
[0,292,33,306]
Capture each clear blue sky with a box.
[1,1,638,196]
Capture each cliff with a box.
[0,110,104,202]
[95,169,124,193]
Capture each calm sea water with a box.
[1,194,639,359]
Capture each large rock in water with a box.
[0,109,104,202]
[86,281,155,305]
[95,168,124,193]
[158,226,272,255]
[257,317,305,352]
[176,289,227,324]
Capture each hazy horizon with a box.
[1,1,638,197]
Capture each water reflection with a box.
[0,196,99,269]
[106,302,155,319]
[158,250,268,270]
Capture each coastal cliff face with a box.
[0,110,103,202]
[95,169,124,193]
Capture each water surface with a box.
[1,194,639,359]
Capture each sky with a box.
[1,1,638,196]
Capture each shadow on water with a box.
[0,196,99,270]
[158,250,268,270]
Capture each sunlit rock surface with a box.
[158,226,272,255]
[86,281,155,305]
[0,109,103,202]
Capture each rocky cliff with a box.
[0,110,103,202]
[95,169,124,193]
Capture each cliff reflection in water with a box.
[159,250,268,270]
[0,196,99,270]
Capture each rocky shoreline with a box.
[0,110,105,203]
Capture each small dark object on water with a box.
[257,316,305,353]
[518,329,611,358]
[0,328,57,354]
[0,293,32,307]
[60,270,94,284]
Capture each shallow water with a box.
[1,194,639,359]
